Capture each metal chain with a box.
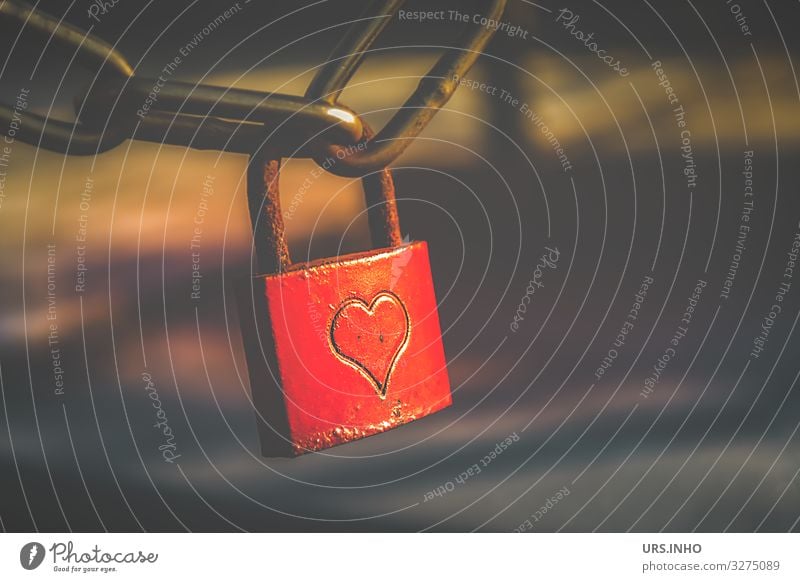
[0,0,507,173]
[306,0,507,177]
[0,0,362,155]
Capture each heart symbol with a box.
[330,291,410,398]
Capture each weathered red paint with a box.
[237,241,451,456]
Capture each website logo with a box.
[20,542,45,570]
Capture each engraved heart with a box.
[330,291,410,398]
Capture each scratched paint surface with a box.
[247,242,451,455]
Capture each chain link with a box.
[0,0,507,171]
[79,77,363,154]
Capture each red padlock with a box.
[236,153,452,457]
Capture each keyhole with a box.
[379,333,384,343]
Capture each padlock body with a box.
[237,241,451,456]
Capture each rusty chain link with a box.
[0,0,506,174]
[307,0,507,176]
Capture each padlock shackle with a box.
[247,151,292,274]
[357,123,403,249]
[362,168,403,249]
[247,132,402,274]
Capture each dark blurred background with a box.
[1,0,799,531]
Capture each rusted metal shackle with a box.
[305,0,508,177]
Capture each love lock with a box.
[236,154,452,456]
